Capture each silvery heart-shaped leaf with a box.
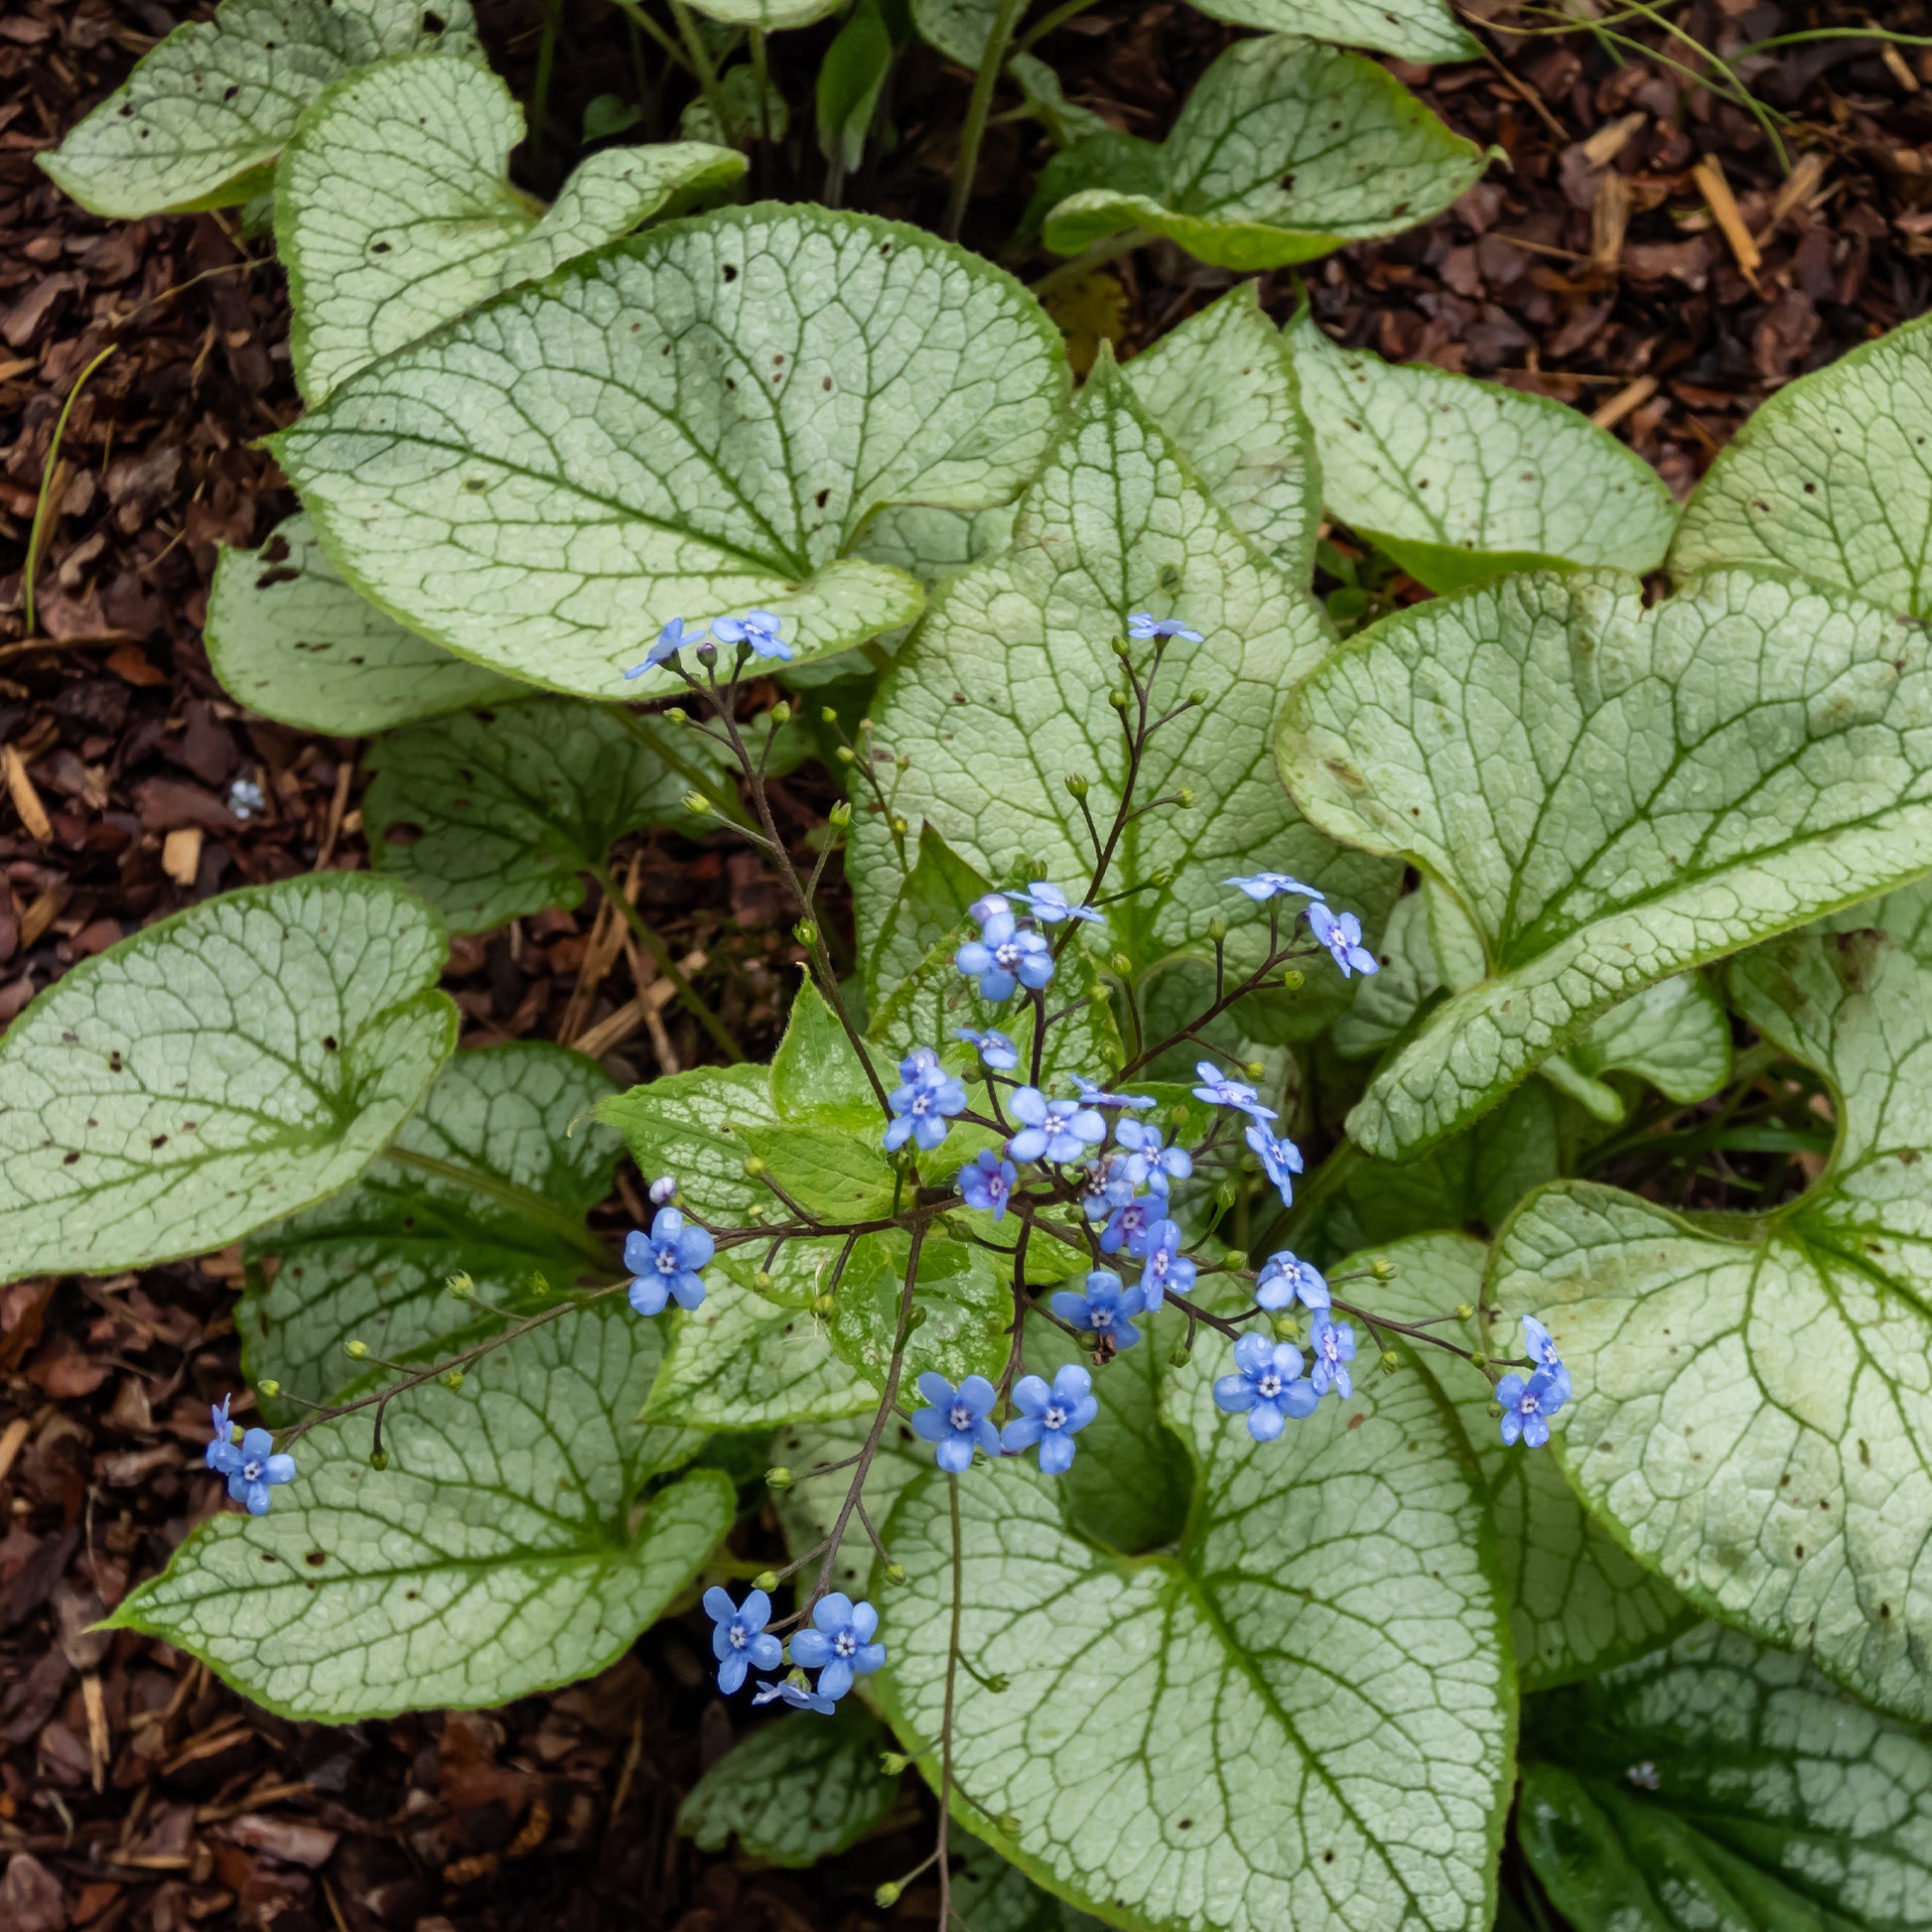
[277,205,1069,697]
[1366,1234,1692,1693]
[599,1063,780,1227]
[40,0,480,219]
[242,1042,626,1413]
[1040,37,1489,270]
[363,697,713,931]
[1185,0,1476,62]
[876,1285,1512,1932]
[108,1300,732,1720]
[1491,890,1932,1721]
[1285,311,1679,592]
[1672,312,1932,616]
[1280,568,1932,1162]
[207,514,526,736]
[1518,1623,1932,1930]
[0,875,456,1287]
[280,54,745,403]
[855,350,1395,987]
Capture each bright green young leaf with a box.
[680,1705,900,1865]
[207,513,526,736]
[817,0,894,172]
[1185,0,1477,63]
[646,1273,874,1429]
[598,1063,778,1226]
[38,0,479,219]
[1671,311,1932,616]
[862,825,994,1012]
[770,977,881,1124]
[877,1295,1513,1932]
[855,351,1394,984]
[0,875,455,1288]
[1285,311,1679,592]
[108,1301,732,1720]
[1040,37,1490,271]
[1490,899,1932,1721]
[1363,1234,1692,1693]
[828,1231,1009,1393]
[279,54,744,403]
[363,697,710,932]
[1124,283,1320,582]
[1281,567,1932,1162]
[241,1042,623,1411]
[277,205,1069,698]
[738,1121,897,1222]
[1518,1622,1932,1930]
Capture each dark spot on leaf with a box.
[150,1135,167,1149]
[722,264,739,281]
[306,1550,328,1567]
[324,1035,339,1052]
[381,820,423,847]
[423,9,447,29]
[255,566,300,590]
[63,1152,79,1166]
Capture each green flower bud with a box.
[1176,787,1194,808]
[1207,916,1227,942]
[1244,1060,1267,1082]
[743,1156,766,1176]
[1486,1401,1505,1420]
[1222,1249,1248,1273]
[794,918,818,945]
[859,717,876,734]
[836,744,858,763]
[768,700,792,727]
[1110,952,1133,976]
[754,1568,779,1592]
[1272,1315,1301,1341]
[445,1271,476,1300]
[680,789,711,815]
[664,706,688,725]
[1370,1256,1398,1282]
[1170,1342,1192,1368]
[1379,1348,1402,1372]
[821,705,840,724]
[369,1448,389,1471]
[765,1466,793,1490]
[1149,865,1174,887]
[813,1292,836,1316]
[441,1369,466,1391]
[875,1883,902,1909]
[1453,1302,1476,1321]
[344,1338,369,1359]
[1188,686,1208,705]
[752,1269,774,1291]
[885,1562,907,1585]
[257,1378,281,1398]
[881,1751,911,1775]
[891,815,908,835]
[1468,1351,1488,1373]
[1278,967,1305,991]
[1108,688,1131,709]
[1064,772,1089,798]
[828,798,852,827]
[904,1305,927,1331]
[1215,1179,1238,1208]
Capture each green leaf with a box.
[1362,1233,1693,1694]
[1040,37,1490,270]
[828,1230,1008,1393]
[739,1121,897,1221]
[770,977,881,1124]
[1330,888,1439,1060]
[0,875,455,1287]
[1280,567,1932,1162]
[241,1042,628,1412]
[910,0,999,65]
[598,1063,777,1227]
[279,54,744,404]
[1285,311,1680,592]
[206,513,526,736]
[678,66,793,148]
[1184,0,1477,63]
[863,824,994,1012]
[38,0,480,219]
[680,1705,900,1864]
[363,697,710,932]
[853,502,1017,587]
[855,350,1395,988]
[1490,897,1932,1721]
[682,0,843,27]
[1518,1622,1932,1930]
[645,1272,874,1429]
[1124,283,1320,582]
[774,1414,928,1599]
[1671,311,1932,617]
[817,0,894,171]
[107,1301,733,1721]
[1567,971,1730,1111]
[877,1305,1514,1932]
[1008,54,1118,150]
[276,205,1069,698]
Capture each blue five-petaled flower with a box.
[625,1206,714,1315]
[954,1026,1020,1071]
[1007,1087,1107,1165]
[1310,1311,1356,1399]
[1138,1218,1194,1309]
[1191,1060,1277,1123]
[1520,1314,1572,1403]
[1128,613,1204,642]
[1254,1250,1330,1312]
[703,1587,782,1695]
[955,910,1054,1002]
[1308,902,1379,978]
[754,1678,839,1715]
[911,1372,1002,1472]
[1071,1074,1157,1111]
[1245,1120,1304,1207]
[1214,1334,1318,1442]
[957,1149,1019,1222]
[884,1048,967,1153]
[1224,873,1325,903]
[1001,1364,1098,1473]
[710,609,792,660]
[789,1593,887,1703]
[1051,1269,1146,1350]
[1497,1367,1566,1448]
[1115,1118,1191,1194]
[625,615,700,676]
[206,1401,296,1516]
[1011,882,1103,925]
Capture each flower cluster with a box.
[705,1587,887,1715]
[625,608,792,676]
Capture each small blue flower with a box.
[1071,1073,1157,1111]
[1214,1333,1319,1442]
[1099,1193,1159,1257]
[954,1026,1020,1071]
[1116,1118,1191,1193]
[1138,1218,1195,1310]
[204,1395,236,1471]
[1012,882,1103,925]
[957,1149,1020,1221]
[1001,1364,1098,1474]
[624,615,701,677]
[884,1049,967,1152]
[1497,1367,1567,1448]
[955,912,1053,1003]
[789,1593,886,1702]
[1245,1120,1304,1208]
[910,1372,1002,1473]
[625,1207,714,1315]
[968,893,1011,927]
[1224,872,1325,903]
[207,1424,296,1515]
[1051,1269,1146,1349]
[710,609,792,660]
[754,1677,839,1715]
[1308,902,1378,978]
[1007,1087,1107,1165]
[1127,613,1203,642]
[1521,1315,1573,1403]
[1191,1060,1277,1123]
[1254,1250,1330,1312]
[1309,1311,1356,1399]
[703,1587,781,1695]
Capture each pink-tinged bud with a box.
[648,1174,678,1205]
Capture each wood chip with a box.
[82,1672,109,1792]
[1881,41,1920,92]
[18,884,67,949]
[1590,170,1630,272]
[0,1415,30,1486]
[1589,374,1659,430]
[1,744,52,843]
[1582,109,1646,166]
[315,758,353,868]
[1759,150,1830,239]
[161,825,204,886]
[571,996,645,1060]
[1693,153,1762,286]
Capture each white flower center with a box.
[1257,1371,1282,1398]
[1043,1403,1067,1430]
[949,1403,974,1431]
[657,1250,678,1275]
[1092,1307,1114,1328]
[834,1630,857,1657]
[729,1623,749,1649]
[241,1456,265,1480]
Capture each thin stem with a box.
[942,0,1028,241]
[1029,228,1149,299]
[24,345,115,635]
[665,0,733,133]
[607,0,696,75]
[1013,0,1090,55]
[530,0,564,168]
[611,708,755,829]
[938,1474,964,1931]
[588,859,744,1062]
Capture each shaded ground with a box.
[1,0,1928,1926]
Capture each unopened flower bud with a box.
[881,1751,911,1775]
[1453,1302,1475,1321]
[1170,1342,1192,1368]
[828,798,852,827]
[794,918,818,946]
[743,1156,766,1177]
[998,1815,1024,1839]
[1176,787,1194,808]
[1149,865,1174,887]
[345,1338,369,1359]
[753,1269,774,1291]
[754,1569,779,1592]
[1207,916,1227,942]
[695,637,719,665]
[649,1174,678,1205]
[1111,951,1133,975]
[885,1563,907,1585]
[1273,1314,1301,1340]
[1216,1179,1238,1208]
[1370,1256,1398,1282]
[258,1378,281,1398]
[1188,686,1207,705]
[876,1883,902,1908]
[681,789,711,815]
[1468,1351,1488,1373]
[768,700,792,727]
[765,1466,793,1490]
[836,744,858,763]
[445,1270,476,1299]
[1379,1348,1402,1372]
[891,815,907,835]
[1064,772,1089,798]
[1244,1060,1266,1082]
[369,1448,389,1470]
[1486,1401,1505,1420]
[1112,634,1133,657]
[903,1306,927,1331]
[1278,967,1305,991]
[1108,688,1131,709]
[821,705,840,724]
[859,717,875,734]
[1222,1249,1248,1273]
[441,1368,466,1390]
[813,1292,836,1316]
[664,705,688,725]
[1088,983,1111,1007]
